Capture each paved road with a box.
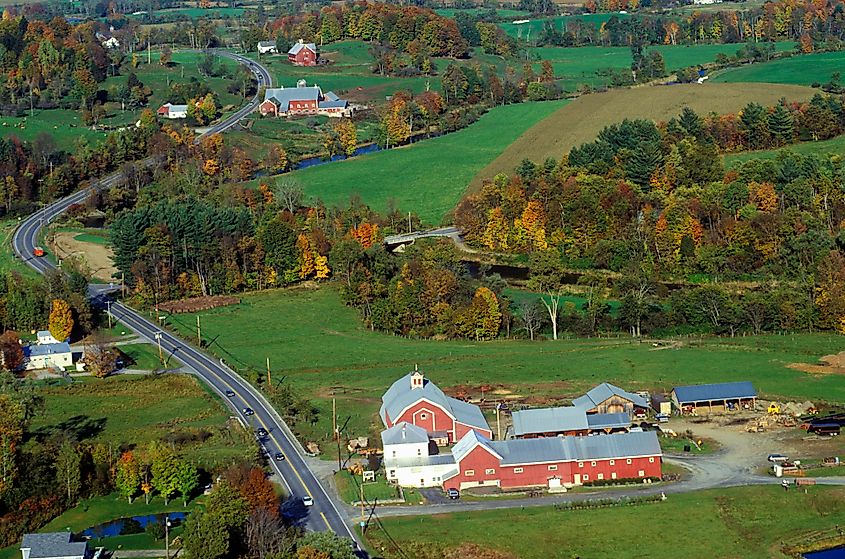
[11,52,364,552]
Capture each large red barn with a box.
[287,40,318,66]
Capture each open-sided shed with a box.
[671,382,757,415]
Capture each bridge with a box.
[383,226,464,249]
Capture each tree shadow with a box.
[280,496,311,528]
[29,414,107,443]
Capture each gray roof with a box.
[324,91,340,102]
[288,41,317,55]
[263,86,321,113]
[486,431,662,466]
[452,429,501,463]
[319,100,348,109]
[381,422,429,446]
[386,454,456,468]
[379,373,490,432]
[21,532,87,559]
[511,406,588,436]
[586,412,631,430]
[25,342,71,358]
[672,382,757,404]
[572,383,649,410]
[257,41,276,47]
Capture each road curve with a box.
[11,52,364,551]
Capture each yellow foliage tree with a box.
[314,255,330,279]
[297,234,314,278]
[482,207,509,250]
[749,181,778,212]
[334,118,357,157]
[48,299,73,342]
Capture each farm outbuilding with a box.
[671,382,757,415]
[510,407,631,438]
[572,383,650,416]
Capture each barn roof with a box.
[263,86,321,113]
[319,99,348,109]
[586,412,632,431]
[511,406,588,436]
[672,382,757,404]
[21,532,87,559]
[25,342,71,358]
[572,382,649,410]
[486,431,661,466]
[452,429,501,462]
[379,373,490,432]
[288,41,317,55]
[257,41,276,48]
[381,422,429,446]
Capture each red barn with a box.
[380,369,492,444]
[443,430,662,491]
[287,40,318,66]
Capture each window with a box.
[420,413,428,420]
[597,473,604,480]
[513,467,524,474]
[591,461,596,467]
[464,470,475,476]
[578,462,583,468]
[583,474,589,481]
[389,470,396,477]
[649,457,655,463]
[548,465,558,471]
[417,449,422,456]
[611,472,617,480]
[485,468,495,475]
[609,460,615,466]
[626,458,632,465]
[392,451,396,457]
[638,470,645,477]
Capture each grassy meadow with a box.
[723,134,845,167]
[366,485,845,559]
[712,50,845,85]
[282,99,566,223]
[27,374,252,467]
[166,286,845,448]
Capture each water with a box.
[81,511,186,538]
[805,547,845,559]
[294,143,381,170]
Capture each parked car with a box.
[446,488,460,500]
[242,407,254,416]
[302,495,314,506]
[275,452,285,461]
[768,454,788,463]
[656,414,670,423]
[225,390,235,397]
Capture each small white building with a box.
[36,330,61,345]
[257,41,277,54]
[21,532,88,559]
[157,103,188,119]
[382,422,457,488]
[95,31,120,49]
[24,342,72,371]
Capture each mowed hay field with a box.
[712,50,845,85]
[724,134,845,167]
[167,286,845,445]
[469,82,816,191]
[368,485,845,559]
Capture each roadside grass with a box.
[712,50,845,85]
[334,471,403,504]
[282,100,566,224]
[469,82,815,193]
[723,135,845,167]
[0,218,38,277]
[165,286,845,453]
[658,433,718,455]
[365,485,845,559]
[27,374,252,468]
[116,343,180,370]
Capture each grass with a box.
[334,471,403,504]
[365,485,845,559]
[435,7,530,19]
[27,374,252,467]
[499,13,625,39]
[116,342,180,370]
[712,50,845,85]
[283,100,566,224]
[0,218,38,277]
[165,286,845,453]
[723,134,845,167]
[469,82,816,192]
[658,433,717,455]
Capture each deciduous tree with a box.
[48,299,73,342]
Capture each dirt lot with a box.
[468,82,816,193]
[48,231,117,282]
[788,351,845,375]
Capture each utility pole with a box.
[155,332,163,365]
[120,272,125,298]
[165,516,171,559]
[106,300,112,330]
[196,315,201,346]
[333,397,342,471]
[496,405,501,440]
[266,357,271,387]
[360,481,365,526]
[147,40,151,65]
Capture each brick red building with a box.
[287,40,318,66]
[259,81,351,118]
[443,430,662,491]
[380,370,492,444]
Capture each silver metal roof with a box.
[379,373,490,432]
[672,382,757,403]
[478,431,661,466]
[572,382,649,410]
[511,406,588,436]
[586,412,632,430]
[381,422,429,446]
[21,533,87,559]
[24,342,71,358]
[288,41,317,55]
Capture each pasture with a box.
[166,286,845,448]
[282,100,566,223]
[366,485,845,559]
[712,50,845,85]
[500,13,625,39]
[470,82,816,191]
[723,134,845,167]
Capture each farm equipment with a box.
[768,403,781,415]
[33,247,45,257]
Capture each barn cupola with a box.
[410,366,424,390]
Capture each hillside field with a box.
[723,134,845,167]
[366,485,845,559]
[166,286,845,448]
[712,51,845,85]
[469,82,816,191]
[283,100,567,223]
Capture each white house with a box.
[37,330,61,345]
[157,103,188,119]
[257,41,277,54]
[382,422,457,488]
[21,532,88,559]
[24,342,72,371]
[95,31,120,49]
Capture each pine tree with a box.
[678,106,703,138]
[766,104,794,146]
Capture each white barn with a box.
[382,422,457,488]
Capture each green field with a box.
[166,286,845,449]
[117,342,180,370]
[435,7,530,19]
[335,471,403,504]
[366,485,845,559]
[28,374,252,467]
[500,13,625,39]
[131,6,245,18]
[712,50,845,85]
[283,100,566,223]
[0,219,37,277]
[724,135,845,167]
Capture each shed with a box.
[671,382,757,415]
[651,394,672,416]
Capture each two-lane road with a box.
[11,52,364,551]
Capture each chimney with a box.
[401,425,406,439]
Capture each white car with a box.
[302,495,314,507]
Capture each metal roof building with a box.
[671,382,757,415]
[381,422,429,446]
[21,532,88,559]
[511,406,589,437]
[586,412,632,431]
[572,382,649,414]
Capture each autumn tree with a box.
[48,299,73,342]
[0,394,24,499]
[149,442,180,505]
[56,439,81,503]
[116,451,141,503]
[85,337,118,377]
[0,331,23,371]
[528,251,567,340]
[176,460,199,506]
[334,118,357,157]
[815,250,845,332]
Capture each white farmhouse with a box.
[257,41,277,54]
[20,532,88,559]
[37,330,61,345]
[157,103,188,119]
[24,342,72,371]
[382,422,457,488]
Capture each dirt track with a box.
[468,82,816,193]
[48,231,117,282]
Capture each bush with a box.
[145,520,166,540]
[583,476,661,487]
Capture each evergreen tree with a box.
[678,106,703,139]
[767,104,794,146]
[625,142,663,187]
[739,102,769,149]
